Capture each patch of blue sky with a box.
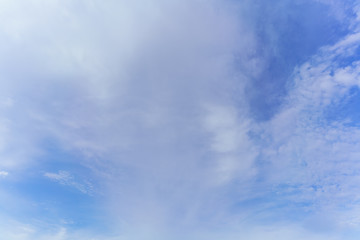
[343,231,360,240]
[244,0,353,121]
[324,86,360,126]
[331,44,360,68]
[2,175,93,225]
[36,138,92,175]
[0,141,110,234]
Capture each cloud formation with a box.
[0,0,360,239]
[44,170,93,195]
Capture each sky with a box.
[1,0,360,239]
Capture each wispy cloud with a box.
[253,8,360,232]
[44,171,93,195]
[0,171,8,177]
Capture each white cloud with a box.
[44,171,93,195]
[44,171,72,182]
[203,104,257,184]
[255,9,360,231]
[0,171,8,177]
[0,0,260,234]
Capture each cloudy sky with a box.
[1,0,360,239]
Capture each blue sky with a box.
[1,0,360,239]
